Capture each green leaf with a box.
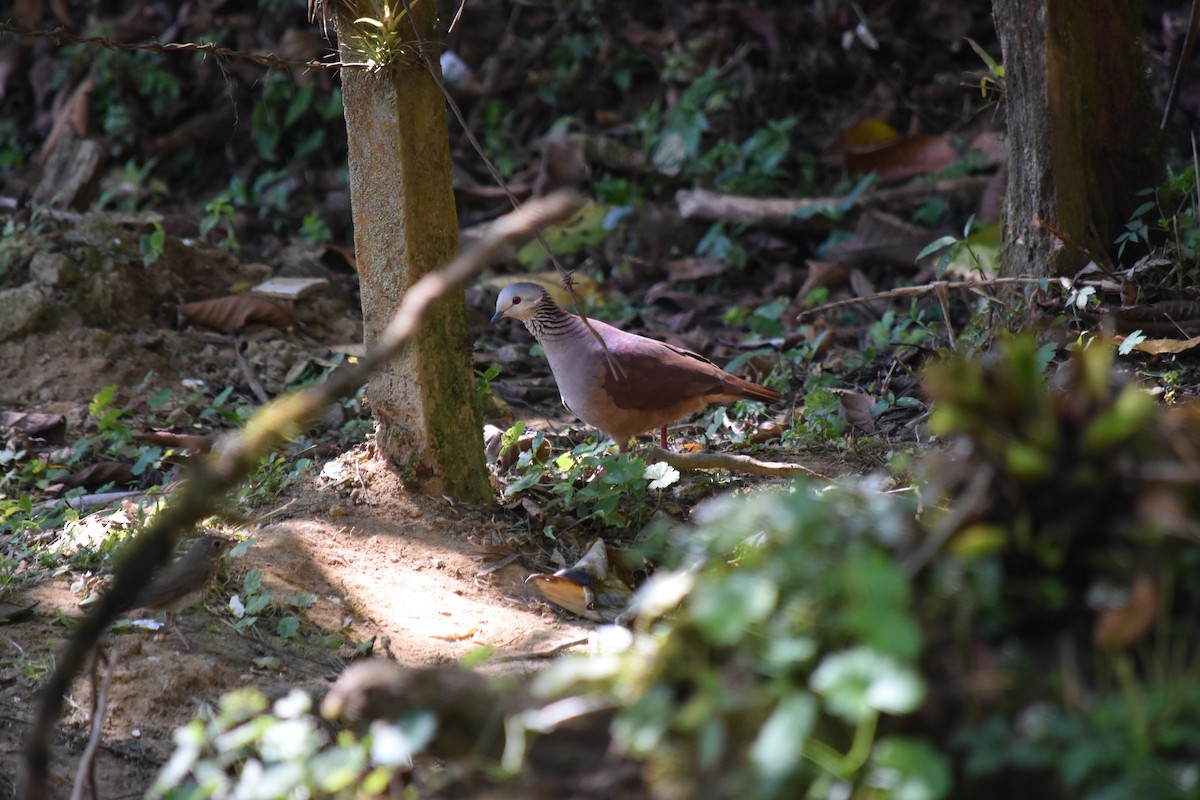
[810,647,924,723]
[916,235,959,261]
[312,633,343,649]
[89,385,117,418]
[1117,329,1146,356]
[751,692,817,780]
[867,737,952,800]
[690,571,779,645]
[613,685,675,756]
[242,571,263,597]
[245,591,273,616]
[311,744,367,792]
[252,656,285,671]
[276,616,300,639]
[502,468,544,497]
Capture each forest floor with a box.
[0,220,861,796]
[4,0,1196,795]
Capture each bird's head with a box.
[191,535,233,563]
[491,282,551,324]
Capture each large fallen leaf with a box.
[1103,300,1200,336]
[58,461,135,490]
[0,411,66,440]
[827,210,939,267]
[1122,334,1200,355]
[843,133,958,183]
[180,295,294,333]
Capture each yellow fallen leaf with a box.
[431,626,478,642]
[1126,335,1200,355]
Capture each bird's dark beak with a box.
[490,310,506,324]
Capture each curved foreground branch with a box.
[18,191,583,800]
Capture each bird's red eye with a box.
[512,296,522,305]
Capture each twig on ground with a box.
[796,276,1051,321]
[234,336,271,405]
[677,178,992,232]
[493,636,590,662]
[642,446,829,480]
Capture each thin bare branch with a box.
[0,22,345,71]
[796,276,1052,321]
[642,446,829,480]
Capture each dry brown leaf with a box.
[1124,334,1200,355]
[749,420,783,444]
[431,626,478,642]
[843,133,958,183]
[797,260,850,299]
[180,295,295,333]
[1106,300,1200,336]
[1093,574,1159,649]
[60,461,135,490]
[0,411,66,439]
[664,257,730,283]
[827,210,938,268]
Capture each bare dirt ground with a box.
[0,222,844,796]
[1,455,590,797]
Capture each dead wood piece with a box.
[677,178,991,232]
[642,446,828,480]
[180,296,294,334]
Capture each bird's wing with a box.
[600,338,733,411]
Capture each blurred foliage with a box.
[532,479,937,799]
[920,333,1200,797]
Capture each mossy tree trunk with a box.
[337,2,491,503]
[993,0,1161,277]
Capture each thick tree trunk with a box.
[994,0,1161,277]
[338,6,491,503]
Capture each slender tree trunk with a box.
[338,3,491,502]
[994,0,1161,277]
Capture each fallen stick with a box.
[642,446,829,480]
[677,177,991,232]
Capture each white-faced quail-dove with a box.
[492,282,782,450]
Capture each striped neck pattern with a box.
[522,293,578,341]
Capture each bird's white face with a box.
[492,282,544,323]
